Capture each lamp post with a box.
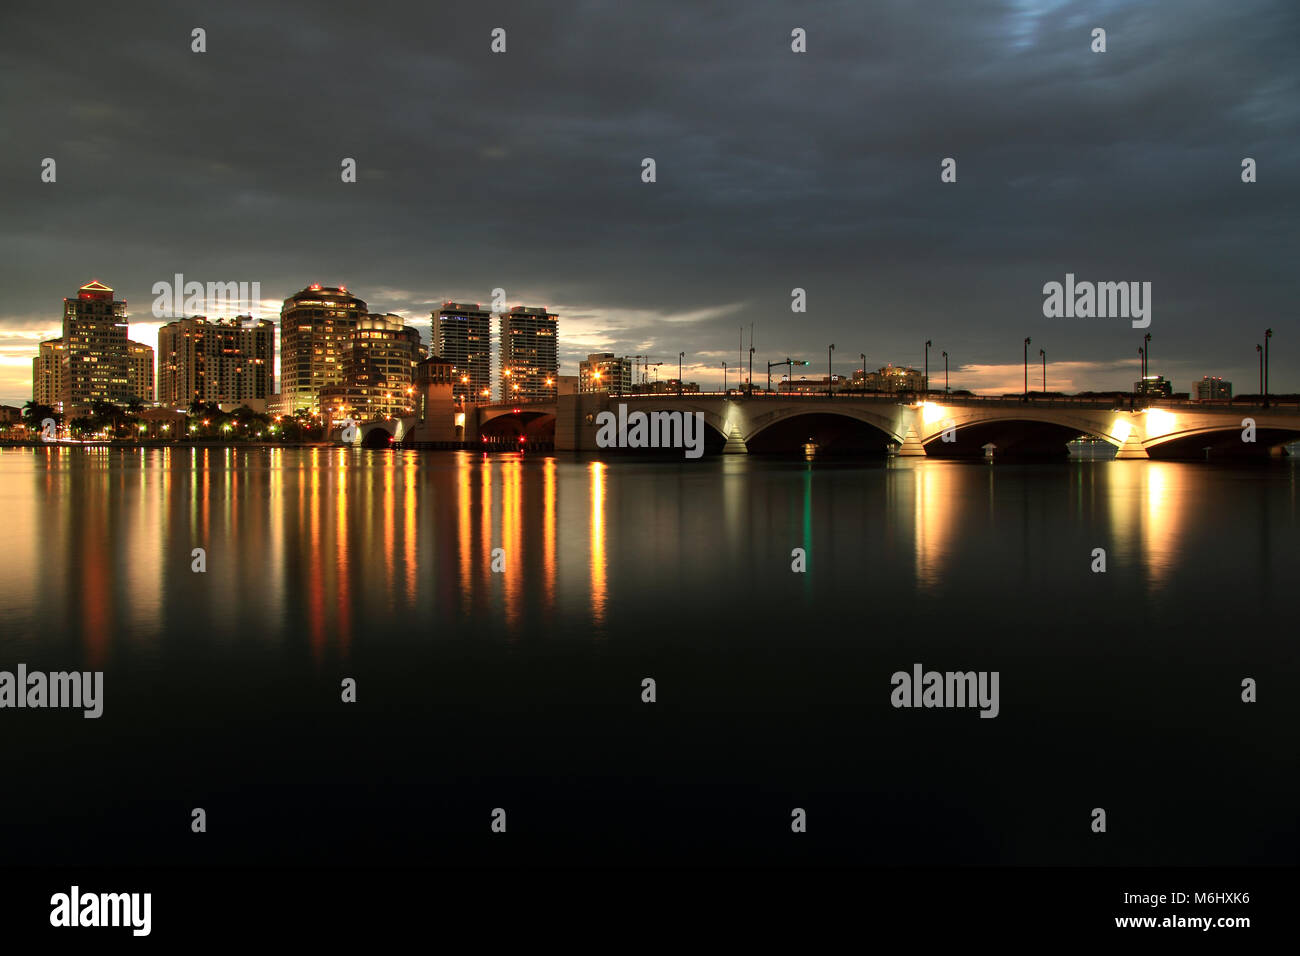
[942,351,949,394]
[748,346,754,395]
[722,362,727,393]
[860,353,867,394]
[1039,348,1046,394]
[1256,344,1263,399]
[1138,347,1144,394]
[828,344,835,396]
[1023,337,1031,400]
[678,352,684,396]
[924,340,931,395]
[1144,332,1151,381]
[1264,328,1272,407]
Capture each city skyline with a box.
[1,1,1295,406]
[7,273,1282,410]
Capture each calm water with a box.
[0,446,1295,866]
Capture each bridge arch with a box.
[745,406,900,455]
[1143,423,1300,459]
[921,409,1121,459]
[478,408,556,446]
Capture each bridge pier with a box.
[898,426,927,457]
[1114,430,1149,460]
[721,420,749,454]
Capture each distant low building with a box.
[777,374,851,394]
[851,365,925,393]
[632,379,699,394]
[1135,375,1173,397]
[1194,376,1232,400]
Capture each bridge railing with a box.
[552,390,1300,413]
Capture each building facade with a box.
[433,302,493,402]
[579,353,633,394]
[33,338,68,410]
[127,341,155,404]
[279,284,369,414]
[157,316,274,408]
[318,313,423,423]
[499,306,558,402]
[62,280,131,407]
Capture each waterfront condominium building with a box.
[579,353,633,394]
[32,338,68,410]
[433,302,493,402]
[157,316,274,408]
[279,284,369,414]
[318,313,423,423]
[498,306,558,402]
[60,279,131,408]
[128,341,155,404]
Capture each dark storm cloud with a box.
[0,0,1296,401]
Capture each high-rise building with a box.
[499,306,558,402]
[62,280,130,407]
[433,302,493,402]
[128,341,155,404]
[318,313,423,423]
[579,353,632,394]
[279,284,368,413]
[157,316,274,407]
[32,338,68,410]
[1194,376,1232,400]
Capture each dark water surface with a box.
[0,446,1295,866]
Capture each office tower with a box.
[579,353,633,394]
[157,316,274,407]
[433,302,493,402]
[318,313,423,422]
[279,284,368,413]
[62,279,130,407]
[128,341,155,404]
[499,306,558,402]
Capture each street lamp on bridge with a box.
[1023,337,1031,400]
[1265,328,1273,407]
[678,352,685,396]
[828,344,835,396]
[860,353,867,394]
[1256,343,1263,399]
[924,340,931,395]
[942,351,948,394]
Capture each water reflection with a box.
[0,448,1290,669]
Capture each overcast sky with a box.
[1,0,1296,404]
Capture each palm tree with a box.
[22,400,57,426]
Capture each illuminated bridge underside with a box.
[351,396,1300,460]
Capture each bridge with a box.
[357,393,1300,459]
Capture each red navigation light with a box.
[339,285,347,292]
[518,436,525,442]
[310,283,321,290]
[512,408,521,414]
